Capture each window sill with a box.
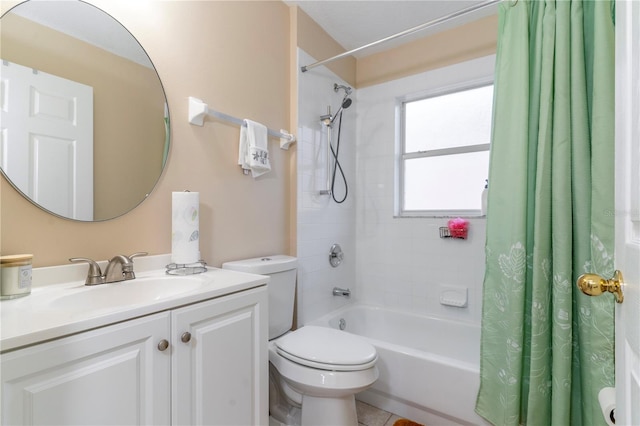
[394,209,485,219]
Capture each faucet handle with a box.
[122,252,148,280]
[128,252,148,261]
[69,257,105,286]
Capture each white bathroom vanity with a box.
[0,255,269,425]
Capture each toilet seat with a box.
[275,326,377,371]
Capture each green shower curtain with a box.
[475,1,615,425]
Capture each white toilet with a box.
[222,255,378,426]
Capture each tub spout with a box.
[333,287,351,297]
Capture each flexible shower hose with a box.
[330,111,348,203]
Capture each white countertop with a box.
[0,255,268,352]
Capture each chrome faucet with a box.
[70,252,147,285]
[104,255,133,283]
[332,287,351,297]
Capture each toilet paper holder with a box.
[598,387,616,426]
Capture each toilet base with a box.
[270,394,358,426]
[300,394,358,426]
[269,362,364,426]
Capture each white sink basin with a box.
[49,276,205,311]
[1,255,270,352]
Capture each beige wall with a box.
[1,13,166,220]
[1,0,293,267]
[356,14,498,88]
[1,0,496,268]
[293,7,356,87]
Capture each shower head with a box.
[330,96,352,125]
[334,83,353,96]
[320,84,354,127]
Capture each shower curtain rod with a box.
[300,0,500,73]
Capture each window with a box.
[397,83,493,216]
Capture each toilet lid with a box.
[275,326,377,371]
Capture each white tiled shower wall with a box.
[355,55,495,324]
[296,51,495,326]
[296,49,356,325]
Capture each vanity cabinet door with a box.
[172,286,268,426]
[0,312,171,426]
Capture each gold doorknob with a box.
[577,270,624,303]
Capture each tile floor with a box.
[269,400,413,426]
[356,400,403,426]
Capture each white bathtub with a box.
[309,304,489,426]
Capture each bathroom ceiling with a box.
[286,0,499,57]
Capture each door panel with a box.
[0,60,93,220]
[614,1,640,424]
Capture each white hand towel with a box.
[238,119,270,178]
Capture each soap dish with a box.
[166,260,207,275]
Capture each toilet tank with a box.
[222,255,297,340]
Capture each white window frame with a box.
[395,76,494,218]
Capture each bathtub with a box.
[309,304,489,426]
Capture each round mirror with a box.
[0,0,169,221]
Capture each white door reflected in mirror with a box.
[1,60,94,220]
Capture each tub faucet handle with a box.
[329,244,344,267]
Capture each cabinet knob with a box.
[181,332,192,343]
[157,339,170,351]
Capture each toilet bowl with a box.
[222,256,378,426]
[269,326,378,425]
